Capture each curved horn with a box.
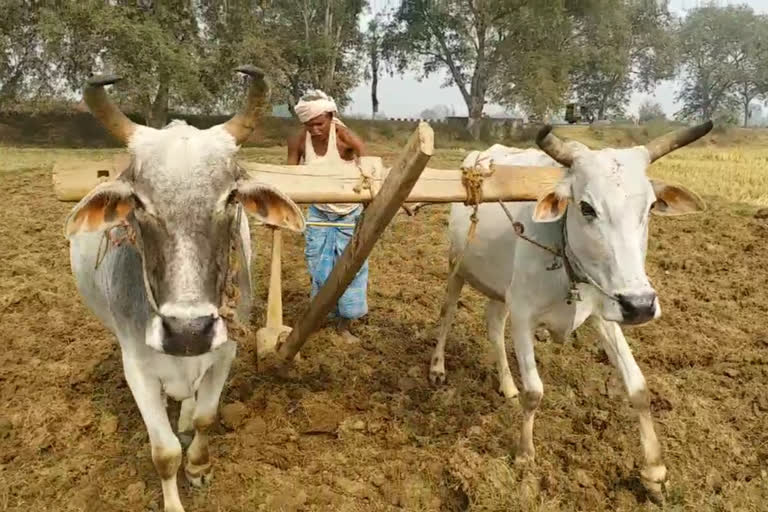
[220,65,271,145]
[536,125,575,167]
[83,75,138,145]
[645,120,713,163]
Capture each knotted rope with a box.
[447,155,496,278]
[353,158,378,201]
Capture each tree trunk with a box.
[744,99,750,128]
[371,50,379,119]
[146,72,169,128]
[371,70,379,119]
[465,91,485,140]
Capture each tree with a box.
[675,4,760,122]
[570,0,677,121]
[730,14,768,127]
[386,1,584,138]
[0,1,57,109]
[39,0,213,128]
[256,0,367,114]
[419,104,455,120]
[363,14,392,120]
[638,99,666,122]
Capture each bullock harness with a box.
[449,156,617,305]
[496,200,618,305]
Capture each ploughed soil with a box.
[1,165,767,512]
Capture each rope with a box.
[352,159,378,201]
[218,205,251,343]
[447,156,496,279]
[496,200,561,258]
[94,221,136,270]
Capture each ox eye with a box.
[580,201,597,219]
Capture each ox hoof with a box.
[514,447,535,465]
[641,464,668,504]
[429,368,446,386]
[185,461,213,488]
[498,376,520,399]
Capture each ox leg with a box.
[123,357,185,512]
[177,397,195,434]
[185,340,236,488]
[510,321,543,463]
[429,273,465,385]
[486,300,519,399]
[593,318,666,501]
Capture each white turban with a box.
[295,89,345,125]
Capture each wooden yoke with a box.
[273,122,434,365]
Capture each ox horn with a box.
[220,65,271,146]
[645,120,713,163]
[536,125,575,167]
[83,74,138,145]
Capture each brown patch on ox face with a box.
[66,193,134,236]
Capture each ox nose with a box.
[616,292,657,325]
[161,315,216,356]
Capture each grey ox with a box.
[430,121,712,500]
[65,67,304,512]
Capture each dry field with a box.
[1,129,768,512]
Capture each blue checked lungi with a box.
[304,204,369,320]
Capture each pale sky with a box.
[345,0,768,119]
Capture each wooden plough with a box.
[52,122,564,369]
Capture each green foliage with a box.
[569,0,677,120]
[8,1,367,126]
[639,99,666,123]
[675,3,768,126]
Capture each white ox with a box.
[430,122,712,499]
[65,67,304,512]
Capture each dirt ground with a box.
[1,161,768,512]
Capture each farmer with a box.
[287,90,368,343]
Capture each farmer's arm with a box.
[337,124,367,157]
[286,131,303,165]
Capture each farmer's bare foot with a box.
[336,319,360,344]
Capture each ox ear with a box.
[64,180,135,238]
[650,179,706,216]
[532,190,569,222]
[235,180,305,232]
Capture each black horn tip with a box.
[87,74,123,88]
[702,119,714,133]
[536,124,554,145]
[235,65,265,79]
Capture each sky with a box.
[344,0,768,119]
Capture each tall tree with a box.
[730,14,768,127]
[675,4,758,122]
[385,0,518,138]
[385,1,613,138]
[0,1,55,109]
[570,0,677,121]
[39,0,211,128]
[256,0,367,113]
[364,15,385,119]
